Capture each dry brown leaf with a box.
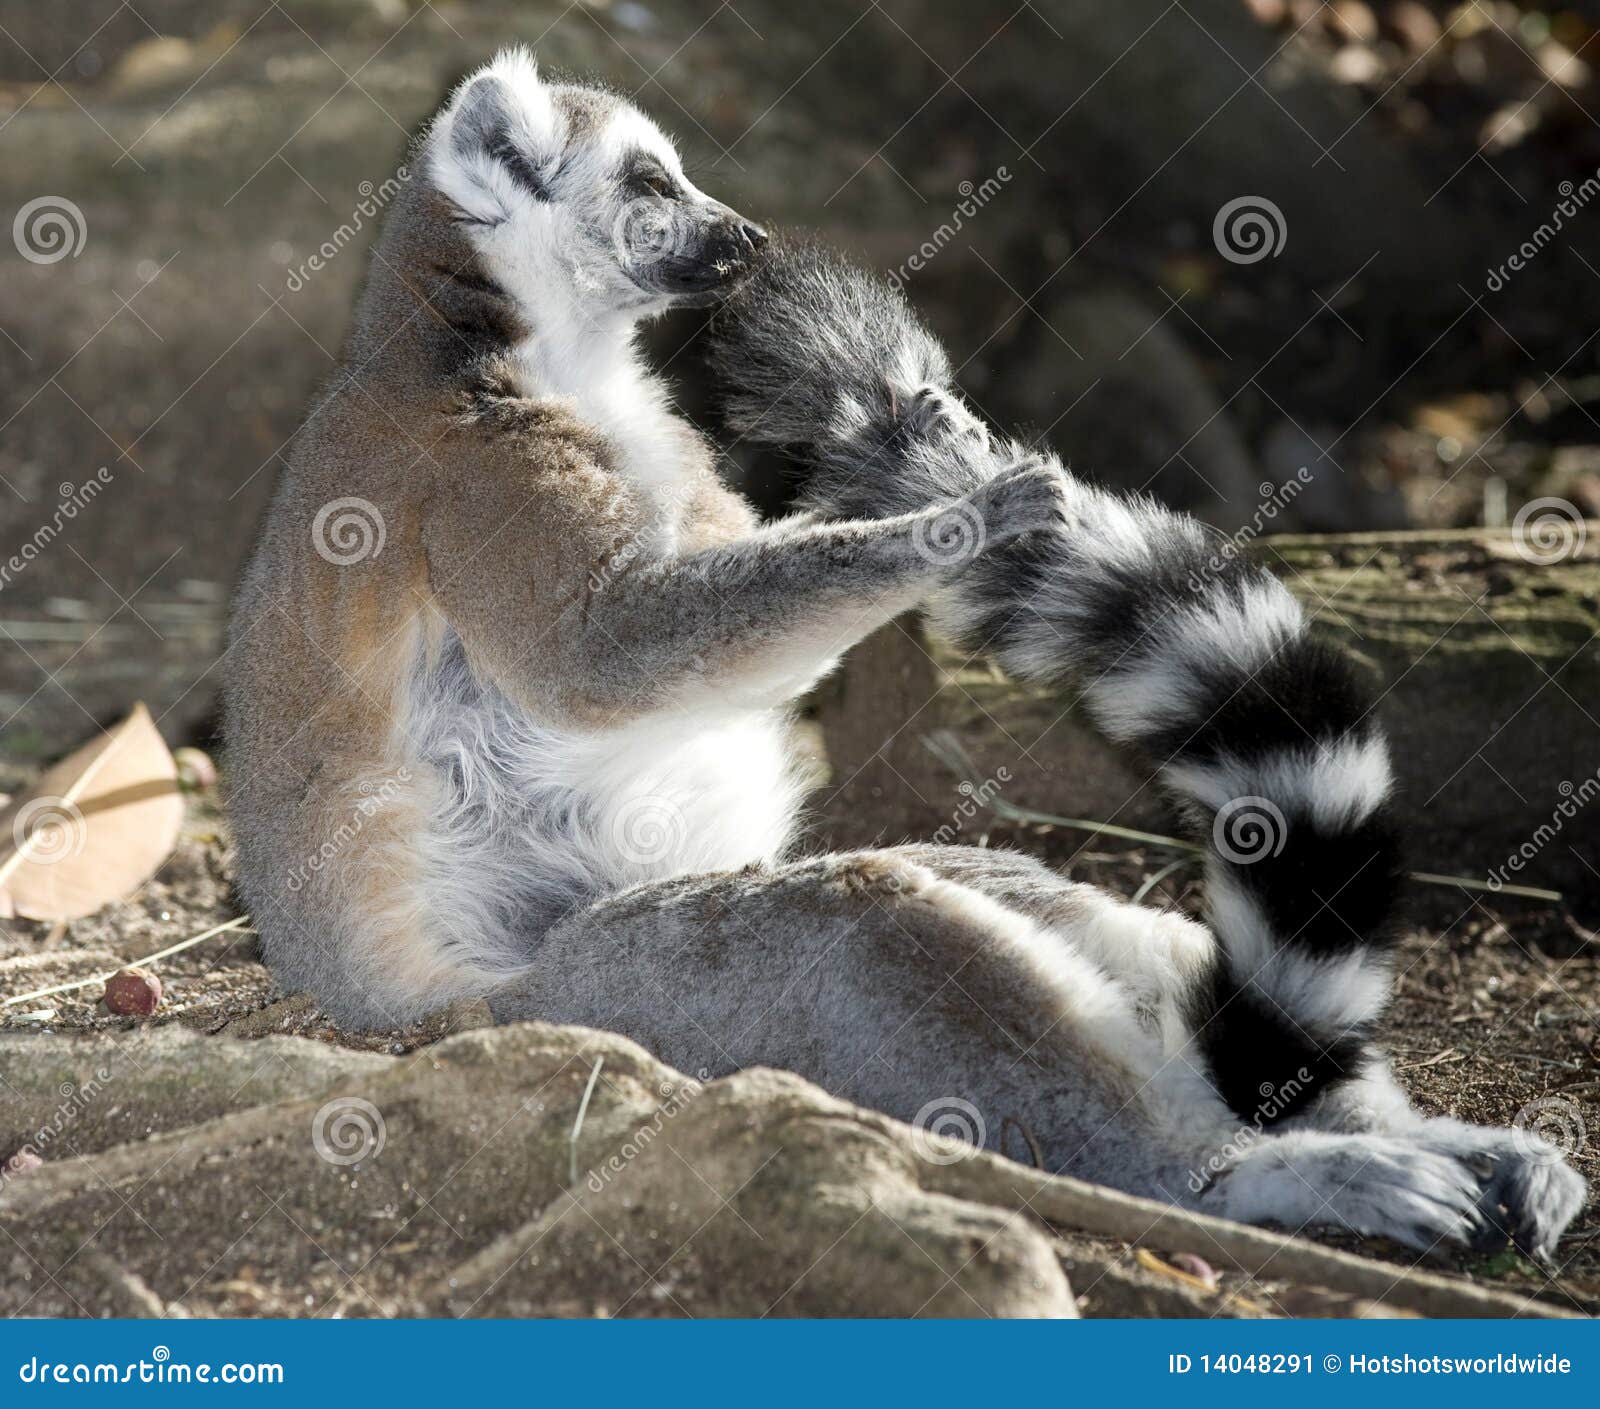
[0,703,183,920]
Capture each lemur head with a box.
[424,49,766,322]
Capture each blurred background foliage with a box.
[4,0,1600,763]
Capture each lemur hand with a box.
[961,455,1069,547]
[911,457,1068,574]
[901,383,992,457]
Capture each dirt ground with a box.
[2,790,1594,1317]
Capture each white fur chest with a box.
[512,333,693,549]
[406,637,808,945]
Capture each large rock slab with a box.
[816,527,1600,916]
[0,1023,1570,1319]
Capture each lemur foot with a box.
[1204,1129,1584,1257]
[1405,1118,1587,1260]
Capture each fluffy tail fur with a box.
[708,242,1404,1127]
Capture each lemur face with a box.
[428,49,766,319]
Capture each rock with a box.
[0,1024,1565,1319]
[0,1025,1076,1318]
[1386,2,1442,53]
[107,37,198,95]
[173,747,217,792]
[102,966,162,1016]
[1169,1252,1219,1287]
[1324,3,1378,44]
[1,1150,42,1179]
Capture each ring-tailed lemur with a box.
[226,50,1583,1260]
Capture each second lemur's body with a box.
[228,51,1583,1260]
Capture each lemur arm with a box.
[420,399,1063,727]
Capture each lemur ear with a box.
[429,49,562,224]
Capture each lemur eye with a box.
[637,172,675,199]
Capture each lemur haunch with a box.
[227,50,1583,1258]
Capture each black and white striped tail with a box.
[709,242,1405,1127]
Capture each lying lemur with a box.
[226,49,1584,1257]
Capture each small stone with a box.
[1325,1,1377,44]
[1169,1252,1219,1287]
[1385,1,1441,52]
[104,966,163,1017]
[174,747,218,791]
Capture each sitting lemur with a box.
[225,50,1584,1256]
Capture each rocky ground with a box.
[0,770,1595,1318]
